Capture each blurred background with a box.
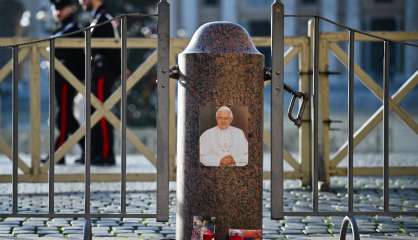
[0,0,417,159]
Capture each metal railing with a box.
[2,35,417,184]
[269,3,418,239]
[0,0,171,237]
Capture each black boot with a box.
[41,156,65,165]
[91,155,116,166]
[74,154,85,164]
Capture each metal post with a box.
[12,46,19,215]
[84,29,92,216]
[49,39,56,214]
[319,40,330,189]
[271,0,284,220]
[120,16,128,215]
[311,17,320,213]
[347,30,355,214]
[383,41,390,213]
[156,0,170,222]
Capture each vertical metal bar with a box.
[318,41,330,188]
[311,17,320,213]
[156,0,170,222]
[84,29,92,216]
[347,30,355,215]
[11,46,19,215]
[49,39,56,214]
[383,41,390,213]
[120,16,128,215]
[271,0,284,220]
[83,219,92,240]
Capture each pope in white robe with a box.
[199,106,248,167]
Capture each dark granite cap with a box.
[182,21,261,54]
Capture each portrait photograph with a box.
[199,105,249,167]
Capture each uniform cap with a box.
[50,0,75,10]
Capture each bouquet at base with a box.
[229,229,262,240]
[191,216,216,240]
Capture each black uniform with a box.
[89,4,120,165]
[52,14,85,164]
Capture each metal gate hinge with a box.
[169,65,180,79]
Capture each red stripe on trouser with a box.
[97,77,110,159]
[58,83,68,147]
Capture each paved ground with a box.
[0,177,417,239]
[0,152,417,239]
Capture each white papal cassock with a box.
[199,126,248,167]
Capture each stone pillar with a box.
[176,22,264,239]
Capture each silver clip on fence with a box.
[264,67,309,127]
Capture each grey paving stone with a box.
[283,223,306,230]
[0,221,20,226]
[0,226,12,231]
[160,229,176,235]
[136,226,161,231]
[63,229,83,234]
[303,228,329,235]
[115,232,139,237]
[63,225,83,230]
[92,226,110,232]
[280,228,304,234]
[165,234,176,239]
[301,217,326,224]
[14,233,39,238]
[93,232,114,237]
[111,229,133,234]
[263,233,285,239]
[0,178,417,238]
[66,234,83,239]
[138,233,165,238]
[111,226,134,231]
[121,222,146,228]
[42,233,65,238]
[0,234,15,239]
[135,229,159,234]
[70,220,86,226]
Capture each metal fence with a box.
[270,1,418,238]
[0,0,171,238]
[1,33,417,185]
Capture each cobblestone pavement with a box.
[0,177,417,239]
